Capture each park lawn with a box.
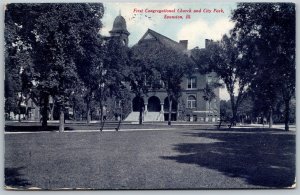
[5,127,295,190]
[5,121,215,132]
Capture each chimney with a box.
[179,40,188,49]
[205,39,212,48]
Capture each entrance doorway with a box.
[132,96,144,112]
[148,96,161,112]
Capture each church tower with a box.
[109,13,130,47]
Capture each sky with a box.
[101,2,237,49]
[101,2,238,100]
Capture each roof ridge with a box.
[136,28,187,52]
[147,28,180,45]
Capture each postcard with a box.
[4,1,296,190]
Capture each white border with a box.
[0,0,298,195]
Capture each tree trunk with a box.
[208,101,211,122]
[18,107,21,122]
[139,97,143,125]
[87,101,91,124]
[50,102,54,121]
[269,106,273,128]
[59,106,64,132]
[73,104,76,121]
[24,97,29,120]
[99,100,104,131]
[232,107,237,126]
[42,94,49,127]
[230,95,237,126]
[116,116,122,131]
[284,98,290,131]
[116,107,122,131]
[168,95,172,126]
[18,93,23,122]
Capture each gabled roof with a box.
[137,29,187,53]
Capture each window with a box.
[187,77,197,89]
[186,114,191,121]
[207,75,212,83]
[122,39,126,46]
[187,95,196,108]
[193,115,197,122]
[144,33,154,40]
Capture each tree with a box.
[4,54,21,118]
[152,46,193,125]
[6,4,51,126]
[95,38,130,130]
[190,47,212,74]
[5,4,105,131]
[220,95,256,124]
[5,8,34,121]
[250,77,279,128]
[69,82,87,121]
[33,4,104,131]
[76,35,104,124]
[126,47,156,125]
[220,100,232,121]
[4,69,20,118]
[231,3,295,130]
[236,94,255,124]
[200,83,220,122]
[114,87,132,131]
[194,35,252,126]
[131,42,193,125]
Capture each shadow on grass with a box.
[5,125,74,132]
[161,128,296,188]
[5,167,31,188]
[193,127,288,132]
[5,122,161,132]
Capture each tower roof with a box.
[109,15,130,35]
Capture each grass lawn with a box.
[5,121,213,132]
[5,127,296,190]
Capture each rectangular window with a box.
[186,114,191,121]
[187,101,191,108]
[192,101,196,108]
[193,115,197,122]
[207,75,212,83]
[187,77,197,89]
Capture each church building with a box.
[108,14,220,122]
[8,14,220,123]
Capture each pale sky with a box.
[101,2,237,100]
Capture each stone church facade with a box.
[108,14,220,122]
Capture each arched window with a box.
[187,95,196,108]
